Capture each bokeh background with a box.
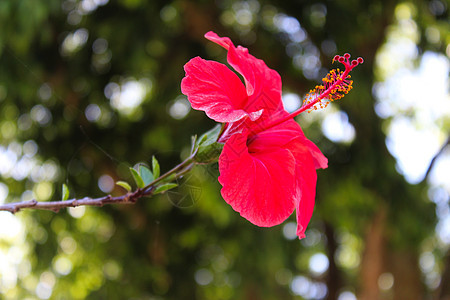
[0,0,449,299]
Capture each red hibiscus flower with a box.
[181,31,362,239]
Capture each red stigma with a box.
[300,53,364,113]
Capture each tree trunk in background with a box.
[325,223,341,300]
[359,208,425,300]
[358,206,386,300]
[389,251,423,300]
[437,249,450,300]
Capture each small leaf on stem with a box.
[191,134,198,154]
[154,183,178,194]
[62,184,70,200]
[196,124,222,147]
[116,181,132,192]
[194,124,224,163]
[130,167,145,188]
[139,164,154,185]
[152,156,160,179]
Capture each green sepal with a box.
[196,124,222,147]
[139,164,154,186]
[154,183,178,194]
[191,135,198,154]
[152,156,160,179]
[197,132,208,146]
[130,167,145,188]
[194,124,224,163]
[62,184,70,200]
[116,181,132,192]
[195,142,224,163]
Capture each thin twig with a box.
[0,188,151,214]
[0,152,198,214]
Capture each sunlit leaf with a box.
[139,164,154,186]
[154,183,177,194]
[152,156,160,179]
[130,167,145,188]
[62,184,70,200]
[191,134,198,154]
[116,181,132,192]
[196,124,222,148]
[194,124,224,163]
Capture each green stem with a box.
[143,150,197,191]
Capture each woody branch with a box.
[0,188,154,214]
[0,152,197,214]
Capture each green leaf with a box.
[62,184,70,200]
[152,156,160,179]
[116,181,132,192]
[139,164,154,186]
[154,183,177,194]
[130,167,145,188]
[196,124,222,148]
[193,124,224,163]
[191,134,198,154]
[197,133,208,146]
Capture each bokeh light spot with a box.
[195,268,213,286]
[378,272,394,290]
[309,253,329,276]
[169,97,191,120]
[282,222,297,240]
[98,174,114,193]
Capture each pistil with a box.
[252,54,363,135]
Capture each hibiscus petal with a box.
[218,131,296,227]
[285,138,318,239]
[302,138,328,169]
[247,119,304,152]
[205,31,284,115]
[296,154,317,239]
[248,118,328,169]
[181,56,251,123]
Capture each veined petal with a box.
[218,131,296,227]
[285,138,319,239]
[247,118,304,153]
[205,31,284,115]
[246,119,324,238]
[248,117,328,169]
[302,139,328,169]
[181,57,250,123]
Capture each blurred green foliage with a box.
[0,0,448,299]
